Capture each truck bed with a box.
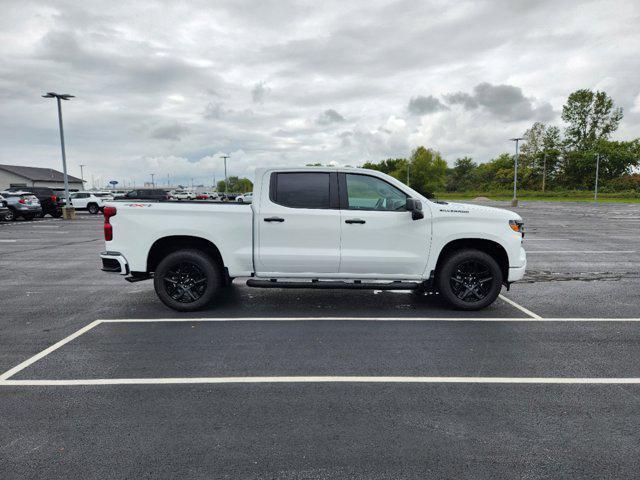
[105,201,254,276]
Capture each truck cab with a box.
[100,167,526,312]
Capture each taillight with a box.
[51,195,57,202]
[18,198,26,204]
[104,206,117,241]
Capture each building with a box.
[0,164,85,190]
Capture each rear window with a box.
[272,172,330,209]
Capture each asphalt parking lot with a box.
[1,201,639,479]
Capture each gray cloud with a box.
[317,109,345,125]
[408,95,447,115]
[444,82,556,121]
[251,81,270,103]
[150,122,190,141]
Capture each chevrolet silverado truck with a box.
[100,167,526,311]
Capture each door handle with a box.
[345,218,366,224]
[264,216,285,222]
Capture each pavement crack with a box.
[520,270,640,283]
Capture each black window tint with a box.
[274,173,330,209]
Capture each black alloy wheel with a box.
[163,261,208,303]
[449,260,493,302]
[437,249,503,311]
[153,249,222,311]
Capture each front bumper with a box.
[508,247,527,282]
[100,251,129,275]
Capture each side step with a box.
[246,279,420,290]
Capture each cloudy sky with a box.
[1,0,639,187]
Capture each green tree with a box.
[562,89,623,151]
[407,147,447,197]
[217,176,253,193]
[446,157,477,192]
[362,158,407,175]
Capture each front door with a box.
[338,173,431,278]
[256,171,341,276]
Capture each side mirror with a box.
[406,197,424,220]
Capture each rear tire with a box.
[153,249,223,311]
[23,214,35,221]
[436,249,502,311]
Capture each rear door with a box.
[256,171,341,275]
[338,172,431,278]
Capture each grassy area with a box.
[436,190,640,203]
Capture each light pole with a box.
[79,164,86,188]
[594,153,600,202]
[150,173,155,187]
[220,154,230,192]
[43,92,75,214]
[510,137,524,207]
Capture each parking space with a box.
[1,201,639,478]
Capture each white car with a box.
[171,190,195,200]
[236,192,253,203]
[100,167,526,312]
[70,191,114,214]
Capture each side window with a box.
[127,191,137,197]
[273,173,331,209]
[345,174,407,211]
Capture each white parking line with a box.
[498,295,542,319]
[527,250,635,254]
[0,320,102,381]
[0,239,17,242]
[2,376,640,386]
[3,317,640,386]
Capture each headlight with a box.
[509,220,524,237]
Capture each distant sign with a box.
[109,180,118,186]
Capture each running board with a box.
[246,279,420,290]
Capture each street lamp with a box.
[594,153,600,202]
[509,137,524,207]
[150,173,156,187]
[43,92,75,214]
[79,164,86,188]
[220,154,230,192]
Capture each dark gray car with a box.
[0,191,43,221]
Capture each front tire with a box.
[436,249,502,311]
[88,203,100,214]
[4,209,15,221]
[153,249,223,311]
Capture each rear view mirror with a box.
[406,197,424,220]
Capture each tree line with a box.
[362,89,640,197]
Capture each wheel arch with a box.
[434,238,509,282]
[147,235,225,274]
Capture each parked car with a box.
[109,189,129,199]
[120,189,172,201]
[0,194,10,221]
[0,191,42,220]
[236,192,253,203]
[5,186,63,218]
[219,193,239,202]
[196,192,220,200]
[171,189,195,200]
[100,167,526,312]
[69,191,114,214]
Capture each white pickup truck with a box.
[100,167,526,311]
